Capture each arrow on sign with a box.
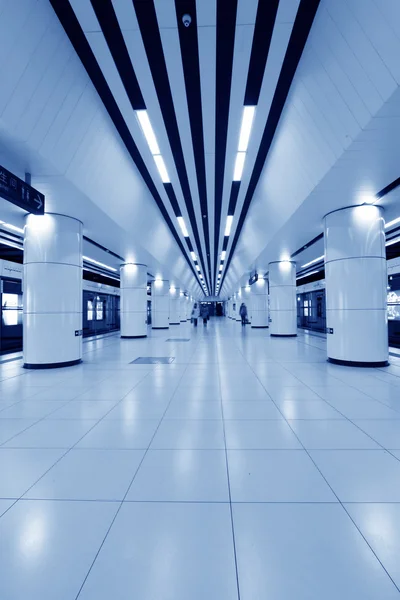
[34,194,43,211]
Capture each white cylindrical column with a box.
[269,261,297,337]
[24,213,83,368]
[169,286,181,325]
[180,291,187,322]
[152,280,170,329]
[324,205,388,366]
[120,263,147,338]
[251,278,269,328]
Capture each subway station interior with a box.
[2,0,400,598]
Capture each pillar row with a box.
[120,263,147,338]
[324,205,388,366]
[269,261,297,337]
[23,213,83,368]
[152,280,169,329]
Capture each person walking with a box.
[200,304,209,325]
[191,302,200,327]
[239,302,248,326]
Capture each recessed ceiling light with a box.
[233,152,246,181]
[385,216,400,229]
[225,215,233,237]
[190,251,197,260]
[136,110,160,155]
[221,251,226,260]
[154,155,170,183]
[301,255,324,269]
[83,256,118,272]
[238,106,256,152]
[177,216,189,237]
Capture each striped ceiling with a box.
[50,0,320,295]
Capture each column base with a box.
[170,322,181,325]
[328,357,389,368]
[121,335,147,339]
[271,334,297,337]
[24,358,82,370]
[251,326,269,329]
[152,326,169,330]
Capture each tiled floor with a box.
[1,322,400,598]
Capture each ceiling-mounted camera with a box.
[182,14,192,27]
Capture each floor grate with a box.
[130,357,175,364]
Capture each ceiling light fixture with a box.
[225,215,233,237]
[177,216,189,237]
[196,265,201,272]
[385,216,400,229]
[219,265,223,272]
[136,110,160,155]
[221,251,226,260]
[238,106,256,152]
[233,151,246,182]
[301,255,325,269]
[0,238,23,250]
[83,256,118,272]
[190,251,197,260]
[386,236,400,247]
[297,270,320,280]
[153,155,170,183]
[0,221,24,235]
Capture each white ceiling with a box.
[1,0,399,300]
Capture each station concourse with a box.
[1,0,400,598]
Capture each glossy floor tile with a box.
[1,321,400,598]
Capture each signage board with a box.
[248,272,258,286]
[0,166,44,214]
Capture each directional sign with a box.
[0,166,44,214]
[248,272,258,286]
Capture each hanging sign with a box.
[0,166,44,214]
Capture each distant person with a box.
[200,304,209,325]
[239,302,248,326]
[191,303,200,327]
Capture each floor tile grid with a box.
[266,348,400,455]
[0,369,158,504]
[0,401,73,447]
[218,363,244,600]
[74,347,197,600]
[283,365,400,464]
[239,349,400,594]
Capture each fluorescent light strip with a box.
[190,251,197,261]
[297,270,320,280]
[196,265,201,272]
[136,110,160,155]
[385,216,400,229]
[221,251,226,260]
[238,106,256,152]
[177,216,189,237]
[0,238,23,250]
[219,265,223,272]
[233,151,246,181]
[225,215,233,237]
[386,236,400,247]
[83,255,118,272]
[301,255,324,269]
[0,221,24,235]
[153,155,170,183]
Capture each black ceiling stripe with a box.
[163,183,181,216]
[220,0,321,293]
[133,0,210,292]
[174,0,212,286]
[376,177,400,200]
[213,0,238,290]
[49,0,202,292]
[227,181,241,215]
[90,0,145,110]
[244,0,279,106]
